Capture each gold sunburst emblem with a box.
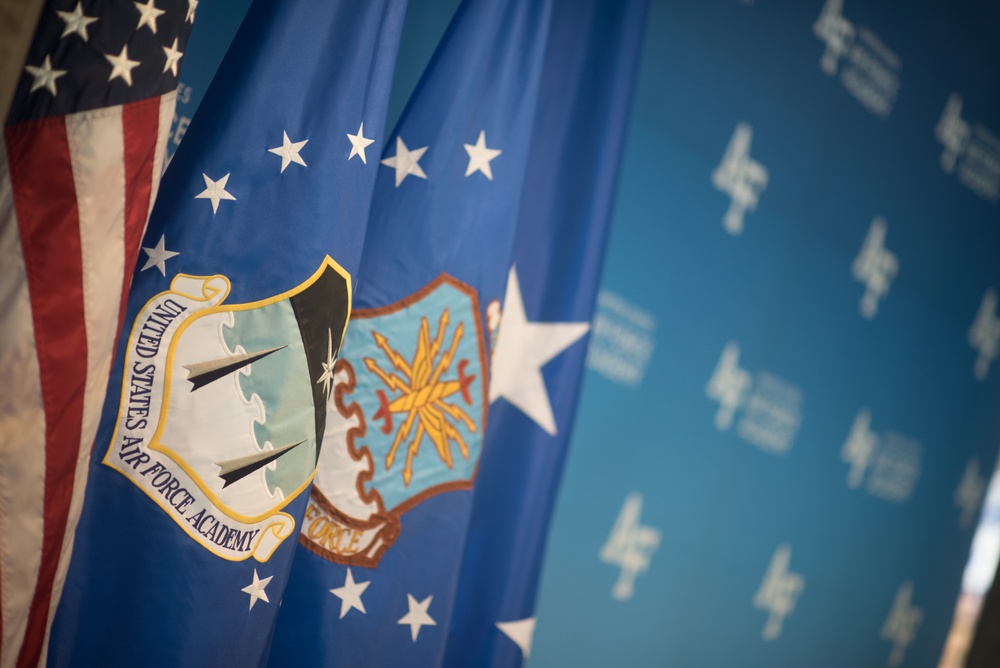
[364,309,477,486]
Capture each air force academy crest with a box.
[103,257,350,561]
[301,274,487,567]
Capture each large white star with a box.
[496,618,536,658]
[380,136,428,187]
[141,234,179,276]
[56,2,98,40]
[489,266,590,435]
[464,130,502,180]
[134,0,165,33]
[241,569,273,611]
[105,45,141,86]
[186,0,198,22]
[162,38,183,76]
[268,131,308,173]
[347,122,375,164]
[25,56,66,96]
[398,594,436,642]
[195,173,236,214]
[330,568,370,619]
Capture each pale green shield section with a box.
[223,301,316,498]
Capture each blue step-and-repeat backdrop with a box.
[532,1,1000,667]
[168,1,1000,665]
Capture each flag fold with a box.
[46,0,406,665]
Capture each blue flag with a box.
[443,1,649,664]
[268,0,558,664]
[48,0,406,664]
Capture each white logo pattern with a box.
[934,94,1000,201]
[712,123,769,236]
[881,582,923,667]
[852,217,898,320]
[969,288,1000,380]
[841,409,879,489]
[813,0,854,75]
[600,493,661,601]
[706,341,751,430]
[955,459,987,529]
[936,94,971,173]
[753,544,804,641]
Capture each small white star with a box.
[186,0,198,22]
[56,2,98,41]
[381,136,428,187]
[330,568,370,619]
[496,618,536,658]
[347,122,376,164]
[105,45,141,87]
[464,130,502,180]
[317,329,335,400]
[398,594,436,642]
[489,266,590,435]
[241,569,273,611]
[268,132,308,173]
[134,0,165,33]
[195,173,236,214]
[24,56,66,95]
[141,235,179,276]
[162,38,183,76]
[25,56,66,96]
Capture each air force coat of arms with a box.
[300,274,487,566]
[103,257,350,561]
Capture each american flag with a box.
[0,1,193,664]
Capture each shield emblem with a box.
[303,274,487,566]
[104,257,350,561]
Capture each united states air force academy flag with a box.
[268,0,558,664]
[444,1,649,665]
[47,0,406,664]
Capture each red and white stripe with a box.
[0,90,175,668]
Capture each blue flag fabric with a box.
[268,0,559,664]
[443,1,649,665]
[48,0,406,664]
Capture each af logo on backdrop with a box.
[104,258,350,561]
[706,341,751,430]
[840,408,922,504]
[813,0,901,118]
[599,493,661,601]
[301,275,487,566]
[934,93,1000,201]
[936,94,971,174]
[852,217,898,320]
[706,341,804,454]
[753,544,804,641]
[969,287,1000,380]
[882,582,923,667]
[955,459,987,529]
[712,122,768,236]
